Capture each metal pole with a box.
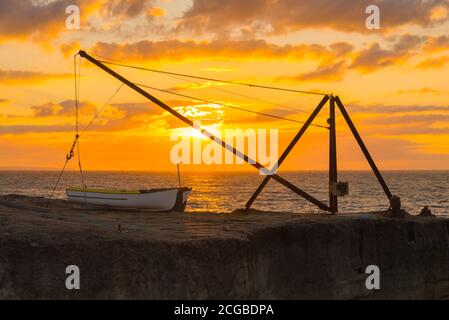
[245,95,329,209]
[177,164,181,188]
[329,96,338,213]
[335,96,392,200]
[79,50,330,211]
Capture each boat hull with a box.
[66,187,191,212]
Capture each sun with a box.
[174,123,223,140]
[169,104,225,139]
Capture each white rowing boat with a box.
[66,187,192,212]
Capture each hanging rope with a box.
[75,55,79,133]
[90,53,329,96]
[46,55,82,206]
[46,54,123,206]
[135,82,329,129]
[74,55,85,197]
[46,133,79,207]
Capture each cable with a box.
[74,55,79,133]
[80,82,125,135]
[47,55,81,206]
[74,56,87,204]
[90,53,328,96]
[46,157,70,207]
[91,52,329,124]
[90,52,329,125]
[159,72,322,118]
[135,82,329,129]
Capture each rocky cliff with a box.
[0,195,448,299]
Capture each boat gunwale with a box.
[66,187,192,195]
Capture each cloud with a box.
[178,34,443,83]
[103,0,155,18]
[0,124,75,135]
[416,55,449,69]
[0,0,98,42]
[178,0,449,35]
[168,81,232,92]
[110,102,163,118]
[60,41,82,58]
[200,67,237,73]
[350,34,426,72]
[0,69,72,84]
[147,6,166,17]
[31,100,164,125]
[347,104,449,114]
[86,33,449,80]
[90,39,341,62]
[392,34,427,51]
[377,125,449,135]
[90,0,170,38]
[0,69,71,84]
[363,114,449,126]
[31,100,96,117]
[348,105,449,137]
[423,35,449,52]
[329,42,355,56]
[279,61,347,82]
[101,0,167,21]
[0,99,170,135]
[347,34,449,72]
[397,87,444,95]
[0,0,167,43]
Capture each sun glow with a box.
[169,104,225,139]
[173,123,223,140]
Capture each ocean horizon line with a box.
[1,168,449,173]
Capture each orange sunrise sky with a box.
[1,0,449,172]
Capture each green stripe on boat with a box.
[67,188,141,195]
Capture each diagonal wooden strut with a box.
[335,96,392,200]
[246,95,392,213]
[271,175,330,211]
[245,95,330,210]
[79,50,330,210]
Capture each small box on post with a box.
[330,181,349,197]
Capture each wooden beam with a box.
[245,95,329,209]
[271,175,330,211]
[329,96,338,213]
[335,96,392,200]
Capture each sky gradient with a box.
[1,0,449,171]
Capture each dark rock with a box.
[419,206,435,218]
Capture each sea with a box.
[0,170,448,216]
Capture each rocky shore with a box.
[0,194,448,299]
